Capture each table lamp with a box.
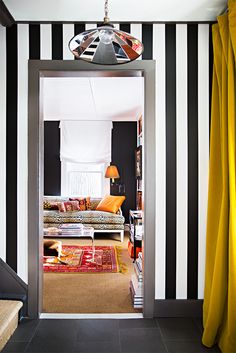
[105,165,120,183]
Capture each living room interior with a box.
[42,75,145,314]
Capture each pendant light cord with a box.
[105,0,108,18]
[104,0,109,23]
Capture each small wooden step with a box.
[0,300,23,351]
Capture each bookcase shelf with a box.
[136,115,143,210]
[129,210,142,262]
[130,252,143,308]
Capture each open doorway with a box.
[42,74,144,314]
[28,61,155,319]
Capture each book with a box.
[134,260,142,274]
[130,283,143,309]
[130,282,143,299]
[60,223,83,229]
[136,254,142,264]
[129,285,143,302]
[130,287,143,303]
[133,299,143,304]
[130,275,143,297]
[136,258,142,273]
[130,224,143,239]
[130,281,143,298]
[134,262,143,281]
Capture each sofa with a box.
[43,196,125,242]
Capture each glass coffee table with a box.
[44,224,95,262]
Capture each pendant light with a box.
[69,0,144,65]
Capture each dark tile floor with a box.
[2,318,221,353]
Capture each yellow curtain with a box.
[202,1,236,352]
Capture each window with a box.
[61,162,109,197]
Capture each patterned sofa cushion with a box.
[43,210,124,225]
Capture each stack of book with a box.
[129,222,143,241]
[44,223,83,236]
[130,252,143,308]
[59,223,83,235]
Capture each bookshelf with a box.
[136,115,143,210]
[129,115,144,309]
[130,252,143,308]
[129,209,142,261]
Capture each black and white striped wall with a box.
[0,22,213,300]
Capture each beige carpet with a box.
[43,232,141,313]
[0,300,23,351]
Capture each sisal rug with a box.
[43,245,119,273]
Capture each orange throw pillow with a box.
[96,195,125,214]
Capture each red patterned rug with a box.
[43,245,119,273]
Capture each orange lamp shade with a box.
[105,165,120,182]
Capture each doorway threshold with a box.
[40,313,143,319]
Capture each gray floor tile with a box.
[34,319,77,341]
[164,340,219,353]
[118,319,157,329]
[9,319,39,342]
[5,318,222,353]
[193,318,204,333]
[73,340,121,353]
[76,319,119,342]
[25,336,75,353]
[37,319,77,331]
[157,318,202,341]
[1,341,29,352]
[120,328,167,353]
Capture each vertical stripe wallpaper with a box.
[6,24,18,272]
[197,25,209,299]
[40,24,51,59]
[17,24,29,281]
[187,24,199,300]
[52,24,63,60]
[0,22,213,299]
[165,24,177,299]
[153,24,166,300]
[62,24,74,60]
[29,24,40,59]
[0,26,6,263]
[176,24,188,300]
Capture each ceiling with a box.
[42,77,144,121]
[4,0,227,22]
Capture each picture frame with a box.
[138,116,143,136]
[135,146,142,179]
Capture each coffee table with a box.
[44,224,95,262]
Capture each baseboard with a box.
[154,299,203,318]
[40,313,143,319]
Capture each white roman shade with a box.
[60,121,112,163]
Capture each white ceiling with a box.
[5,0,227,22]
[42,77,144,121]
